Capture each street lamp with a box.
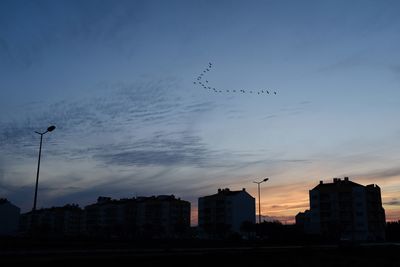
[253,178,269,224]
[32,125,56,212]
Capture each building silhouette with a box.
[0,199,20,236]
[136,195,191,238]
[20,204,82,237]
[19,195,190,239]
[296,177,386,241]
[198,188,255,238]
[84,195,190,239]
[84,196,137,238]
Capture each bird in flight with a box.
[193,62,278,97]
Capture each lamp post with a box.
[253,178,269,224]
[32,125,56,212]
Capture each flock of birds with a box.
[193,62,278,95]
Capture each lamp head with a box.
[263,178,269,182]
[47,125,56,132]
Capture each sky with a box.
[1,0,400,225]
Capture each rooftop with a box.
[311,177,373,191]
[0,198,10,205]
[201,188,250,199]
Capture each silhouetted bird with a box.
[194,62,278,97]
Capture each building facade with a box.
[84,196,136,238]
[136,195,191,238]
[83,195,191,238]
[198,188,255,238]
[0,199,20,236]
[297,177,386,241]
[20,204,82,237]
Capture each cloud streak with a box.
[0,78,215,153]
[93,132,211,167]
[383,199,400,206]
[0,74,312,171]
[352,166,400,181]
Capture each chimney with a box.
[319,181,323,185]
[344,177,349,181]
[242,188,246,191]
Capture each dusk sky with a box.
[1,0,400,224]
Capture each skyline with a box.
[1,0,400,224]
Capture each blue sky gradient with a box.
[1,0,400,223]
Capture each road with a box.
[2,243,400,266]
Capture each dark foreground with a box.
[1,240,400,266]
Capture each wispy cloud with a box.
[93,132,211,167]
[261,215,296,224]
[270,203,309,210]
[317,54,366,73]
[1,73,313,170]
[261,100,311,120]
[352,166,400,180]
[0,78,216,153]
[384,199,400,206]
